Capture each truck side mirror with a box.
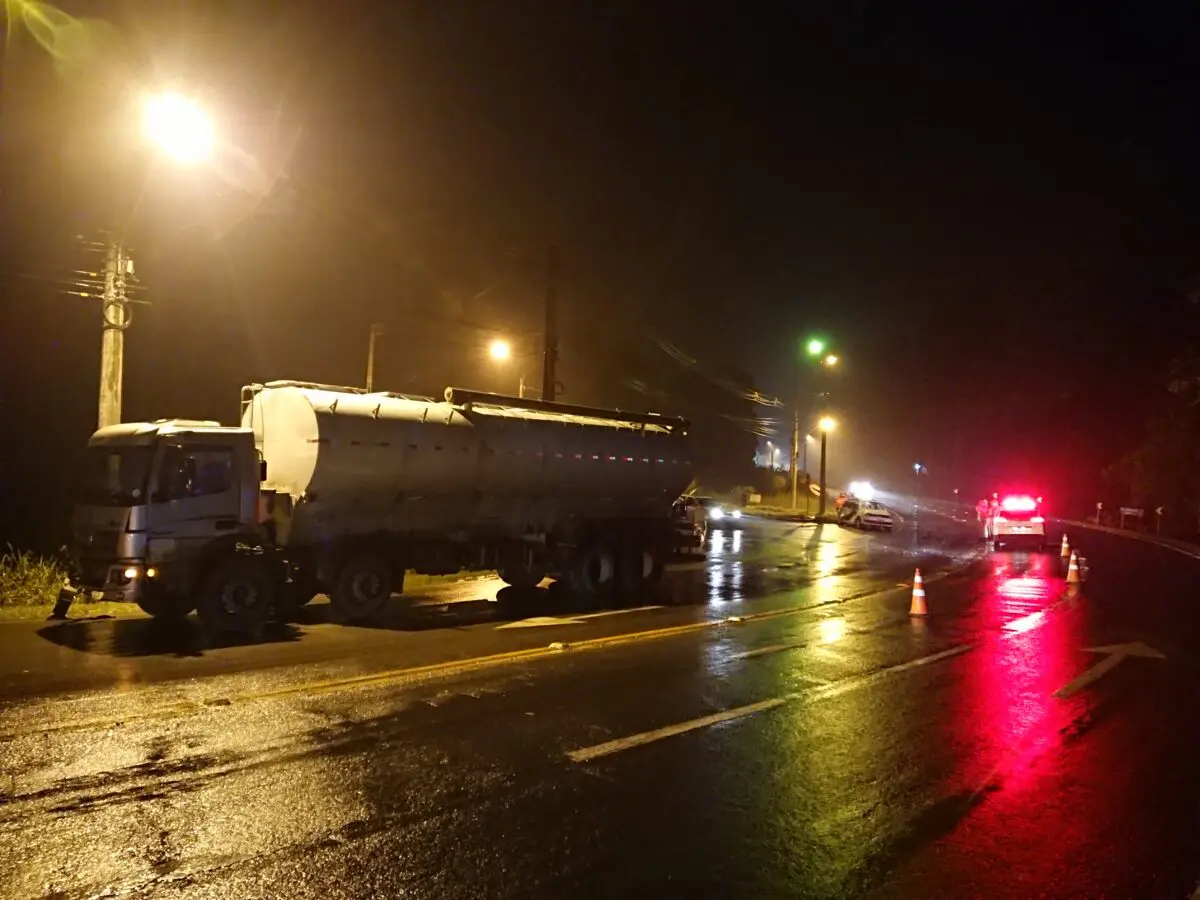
[259,460,268,482]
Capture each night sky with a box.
[2,1,1198,548]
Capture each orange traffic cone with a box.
[1060,534,1070,558]
[1066,551,1080,584]
[909,568,928,616]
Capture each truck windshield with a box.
[79,445,153,506]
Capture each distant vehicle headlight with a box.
[709,507,725,520]
[731,509,742,519]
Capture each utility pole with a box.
[365,323,385,392]
[97,240,132,429]
[790,405,800,509]
[817,428,829,517]
[518,374,526,399]
[802,433,811,514]
[541,245,559,402]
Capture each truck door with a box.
[146,438,244,579]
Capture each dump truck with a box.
[69,381,694,633]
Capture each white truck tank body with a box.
[241,382,693,544]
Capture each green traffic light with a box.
[805,338,826,356]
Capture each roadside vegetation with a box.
[0,545,66,608]
[0,543,497,622]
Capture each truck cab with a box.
[72,421,264,614]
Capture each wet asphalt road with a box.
[2,513,1199,898]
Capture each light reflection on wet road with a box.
[1,513,1198,897]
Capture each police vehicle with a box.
[985,493,1046,551]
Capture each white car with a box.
[696,496,743,527]
[985,493,1046,551]
[837,498,895,531]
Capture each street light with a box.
[487,338,528,397]
[792,336,837,509]
[817,416,837,518]
[141,92,215,165]
[488,338,512,362]
[97,91,217,430]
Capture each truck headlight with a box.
[709,507,725,520]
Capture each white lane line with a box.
[566,643,973,763]
[734,641,807,659]
[574,605,664,620]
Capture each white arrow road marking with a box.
[494,606,662,629]
[1053,642,1166,698]
[495,616,588,629]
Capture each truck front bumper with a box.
[73,561,153,603]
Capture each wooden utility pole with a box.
[541,246,559,402]
[97,240,132,429]
[790,405,800,509]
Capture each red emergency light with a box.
[1000,494,1038,513]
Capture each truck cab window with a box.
[156,446,233,501]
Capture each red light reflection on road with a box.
[919,550,1092,891]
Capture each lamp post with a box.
[488,338,527,397]
[365,323,385,392]
[97,91,215,429]
[791,339,838,509]
[816,416,837,517]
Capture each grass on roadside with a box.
[0,545,67,608]
[0,543,497,623]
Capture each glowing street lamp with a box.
[487,338,529,396]
[488,338,512,362]
[98,92,217,430]
[818,416,837,433]
[141,92,215,165]
[823,354,839,367]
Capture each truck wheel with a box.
[332,553,392,621]
[137,591,194,621]
[568,545,614,595]
[498,566,546,590]
[196,556,275,635]
[619,545,664,592]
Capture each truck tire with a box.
[137,591,194,621]
[498,566,546,590]
[331,553,392,621]
[619,545,664,592]
[567,545,614,595]
[196,556,275,635]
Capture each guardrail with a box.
[1058,518,1200,562]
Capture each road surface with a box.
[1,513,1198,898]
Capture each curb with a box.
[1058,519,1200,562]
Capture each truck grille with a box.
[75,530,121,559]
[78,560,112,587]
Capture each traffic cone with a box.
[1066,551,1080,584]
[1060,534,1070,558]
[909,568,928,616]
